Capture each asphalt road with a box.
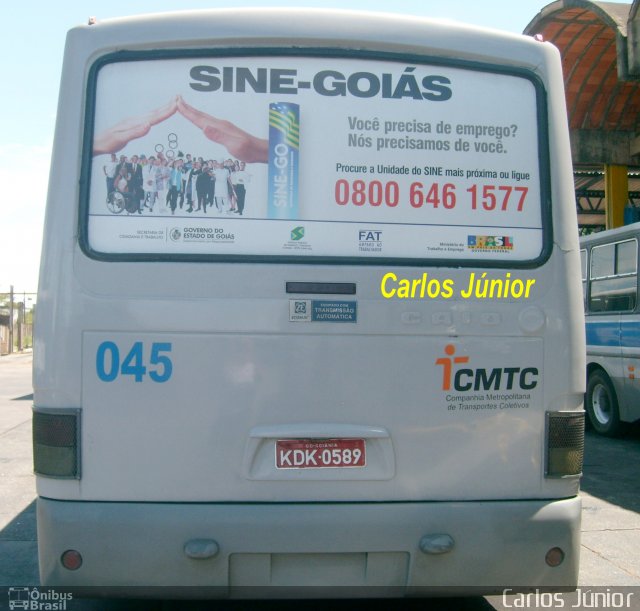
[1,351,639,610]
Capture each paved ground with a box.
[0,351,638,610]
[0,352,37,588]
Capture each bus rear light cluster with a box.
[33,409,81,479]
[545,411,585,477]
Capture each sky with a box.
[0,0,559,293]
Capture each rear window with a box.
[80,50,550,266]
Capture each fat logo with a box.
[358,229,383,252]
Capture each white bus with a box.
[34,8,585,596]
[581,223,640,436]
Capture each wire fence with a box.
[0,289,37,355]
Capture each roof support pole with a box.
[604,163,629,229]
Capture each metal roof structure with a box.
[574,169,640,227]
[525,1,639,165]
[525,1,639,230]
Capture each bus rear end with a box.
[34,9,585,595]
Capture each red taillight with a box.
[61,549,83,571]
[545,547,565,567]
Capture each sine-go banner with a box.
[87,55,545,261]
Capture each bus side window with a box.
[588,240,638,313]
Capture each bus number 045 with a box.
[96,341,173,383]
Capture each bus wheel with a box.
[586,370,623,437]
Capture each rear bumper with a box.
[38,496,580,596]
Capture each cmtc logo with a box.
[291,226,305,241]
[435,344,538,392]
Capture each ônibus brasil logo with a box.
[435,344,538,392]
[8,587,72,610]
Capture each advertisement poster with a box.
[87,55,545,261]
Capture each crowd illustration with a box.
[94,95,267,218]
[102,152,252,217]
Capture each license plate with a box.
[275,438,366,469]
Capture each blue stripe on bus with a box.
[586,320,640,347]
[622,321,640,348]
[586,321,619,347]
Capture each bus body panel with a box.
[37,496,581,590]
[621,340,640,423]
[34,8,584,593]
[39,331,550,502]
[35,254,583,503]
